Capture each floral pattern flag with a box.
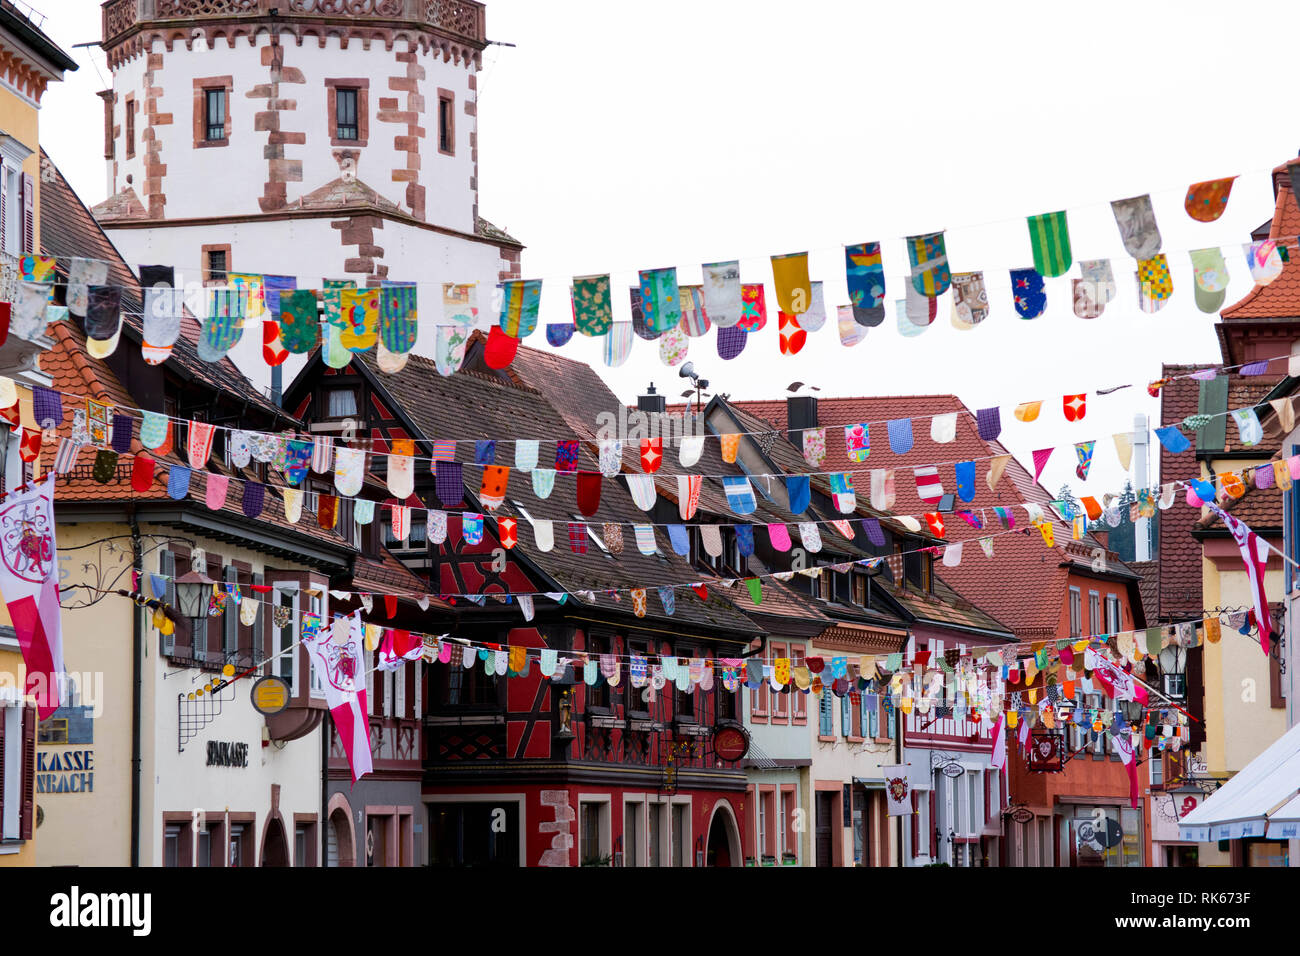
[572,274,613,336]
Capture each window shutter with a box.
[251,572,264,661]
[161,550,176,656]
[910,791,919,851]
[929,790,939,857]
[396,667,407,720]
[414,662,422,719]
[20,705,35,840]
[1,161,7,255]
[21,173,33,255]
[223,566,238,660]
[886,704,896,740]
[365,651,374,716]
[1195,375,1229,452]
[840,694,850,738]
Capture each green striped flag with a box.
[1027,210,1072,278]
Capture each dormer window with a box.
[324,386,358,419]
[851,573,868,607]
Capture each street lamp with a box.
[174,566,214,619]
[1157,644,1186,700]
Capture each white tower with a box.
[94,0,522,395]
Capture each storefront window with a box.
[1067,805,1143,866]
[1245,840,1289,867]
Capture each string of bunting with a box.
[4,339,1293,458]
[24,377,1297,554]
[27,399,1289,567]
[131,562,1223,759]
[0,169,1292,370]
[66,460,1287,617]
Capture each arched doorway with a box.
[325,794,357,867]
[327,808,355,866]
[261,818,290,867]
[705,801,741,867]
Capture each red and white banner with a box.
[303,610,372,782]
[1209,504,1274,655]
[1085,649,1149,705]
[0,474,64,718]
[1112,729,1140,809]
[989,713,1007,771]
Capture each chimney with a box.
[638,382,666,414]
[787,395,818,445]
[1091,529,1108,550]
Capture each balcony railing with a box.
[102,0,486,46]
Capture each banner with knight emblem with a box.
[883,764,917,817]
[302,610,372,782]
[0,474,65,718]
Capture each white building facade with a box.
[95,0,522,396]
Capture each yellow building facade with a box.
[0,3,78,866]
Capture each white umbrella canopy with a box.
[1180,722,1300,842]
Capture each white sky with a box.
[34,0,1300,501]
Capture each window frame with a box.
[790,644,807,723]
[769,642,787,723]
[194,76,233,148]
[325,78,370,148]
[124,93,136,159]
[1068,586,1082,638]
[437,88,455,156]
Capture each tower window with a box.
[206,248,228,284]
[336,88,359,141]
[205,88,226,141]
[437,89,455,156]
[125,94,136,158]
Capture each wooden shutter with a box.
[19,705,34,840]
[252,572,265,661]
[223,566,238,661]
[910,791,920,851]
[414,662,422,719]
[161,550,177,656]
[0,162,6,255]
[21,173,33,255]
[1196,375,1229,452]
[929,790,939,857]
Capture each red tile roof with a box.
[1221,161,1300,322]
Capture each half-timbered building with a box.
[284,337,759,866]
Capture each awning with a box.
[1179,721,1300,842]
